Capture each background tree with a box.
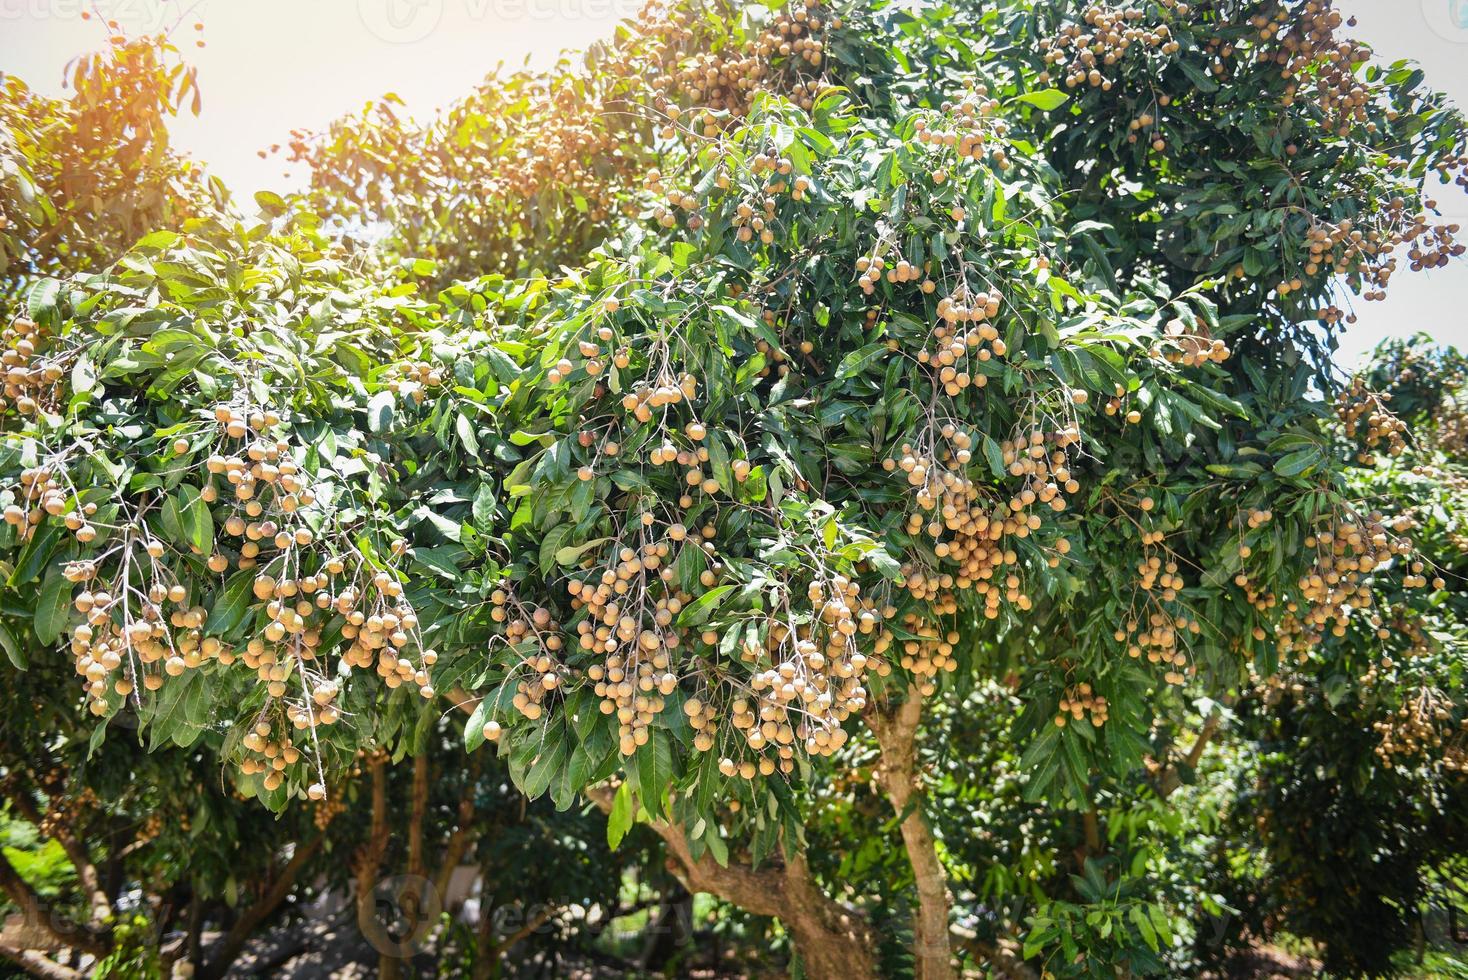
[0,32,222,305]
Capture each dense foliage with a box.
[1,2,1466,978]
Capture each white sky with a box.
[1,0,1465,364]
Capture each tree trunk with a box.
[352,757,396,980]
[1082,808,1102,859]
[433,758,481,907]
[0,850,110,958]
[196,831,327,980]
[5,783,111,929]
[868,687,953,980]
[0,944,83,980]
[585,785,876,980]
[1156,710,1222,798]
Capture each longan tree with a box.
[0,33,221,303]
[2,2,1466,978]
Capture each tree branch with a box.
[1156,711,1222,799]
[0,850,109,958]
[0,941,83,980]
[407,753,429,880]
[957,933,1039,980]
[585,784,875,980]
[433,758,481,904]
[196,828,329,980]
[5,782,110,926]
[489,905,555,957]
[868,686,953,980]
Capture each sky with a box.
[1,0,1466,365]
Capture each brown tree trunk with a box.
[1082,808,1103,859]
[432,771,479,906]
[0,943,83,980]
[1156,711,1221,799]
[379,752,431,980]
[586,785,876,980]
[0,850,110,958]
[352,756,399,980]
[868,687,953,980]
[5,784,111,929]
[196,830,328,980]
[471,904,554,980]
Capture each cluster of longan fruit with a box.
[1126,109,1170,152]
[1055,683,1109,728]
[50,392,434,788]
[1153,319,1231,368]
[730,186,783,245]
[4,465,99,543]
[201,405,319,565]
[1117,608,1197,686]
[1137,553,1185,600]
[1102,383,1146,425]
[34,785,98,840]
[1254,2,1371,137]
[1337,377,1408,464]
[1,316,65,418]
[1293,202,1463,304]
[66,551,207,714]
[913,82,1005,164]
[619,372,699,422]
[1276,510,1416,660]
[915,317,1006,396]
[855,253,921,295]
[569,549,692,756]
[1038,2,1185,91]
[886,612,958,697]
[649,179,708,232]
[382,359,445,403]
[728,575,882,768]
[650,0,834,118]
[1372,688,1463,770]
[239,721,313,794]
[487,588,566,715]
[887,425,1077,620]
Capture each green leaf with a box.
[520,726,571,800]
[34,565,70,645]
[9,523,63,586]
[204,570,254,636]
[555,537,610,568]
[0,621,26,669]
[675,584,735,627]
[471,482,497,526]
[1131,906,1159,952]
[1273,448,1323,478]
[635,728,676,817]
[835,342,887,379]
[1013,89,1070,111]
[254,190,287,215]
[455,414,480,458]
[367,391,395,433]
[607,780,634,849]
[26,278,60,322]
